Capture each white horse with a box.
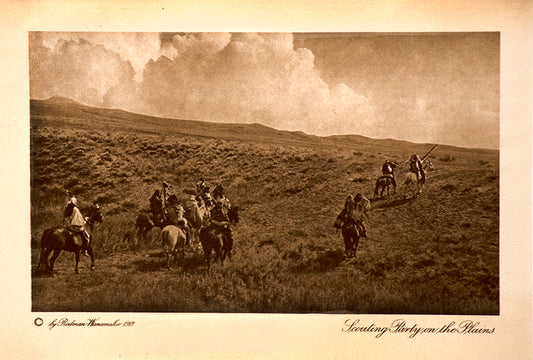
[401,172,424,199]
[160,225,187,270]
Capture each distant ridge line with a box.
[30,96,498,152]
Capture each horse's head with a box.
[87,204,104,224]
[167,194,180,207]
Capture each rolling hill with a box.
[30,96,499,314]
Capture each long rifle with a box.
[400,144,439,166]
[420,144,438,162]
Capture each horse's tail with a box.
[38,228,53,269]
[40,228,52,250]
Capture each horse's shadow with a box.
[290,250,346,274]
[375,198,411,209]
[133,251,208,274]
[32,267,53,278]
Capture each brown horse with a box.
[160,225,187,270]
[374,175,396,199]
[135,212,156,242]
[228,206,239,225]
[38,205,103,275]
[341,218,362,258]
[199,224,233,272]
[38,227,95,275]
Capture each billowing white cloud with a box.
[37,32,176,81]
[29,32,377,137]
[29,32,136,106]
[109,32,376,136]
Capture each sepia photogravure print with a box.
[2,1,531,358]
[29,31,500,315]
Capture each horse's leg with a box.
[137,226,146,243]
[49,248,61,274]
[193,229,200,251]
[402,176,410,199]
[87,245,95,271]
[173,250,178,267]
[37,248,46,270]
[166,251,171,270]
[74,251,80,274]
[220,239,227,264]
[226,234,233,260]
[204,247,211,273]
[342,229,351,257]
[416,181,424,197]
[179,245,185,269]
[352,234,360,257]
[220,248,226,265]
[40,248,52,272]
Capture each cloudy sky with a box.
[29,32,499,149]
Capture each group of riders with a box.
[147,177,234,248]
[335,153,427,255]
[62,176,234,256]
[379,153,426,192]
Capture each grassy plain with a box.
[31,97,499,314]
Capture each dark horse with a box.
[135,192,175,241]
[228,206,239,225]
[374,175,396,199]
[38,205,103,275]
[341,218,362,258]
[135,212,156,242]
[199,224,233,272]
[83,204,104,232]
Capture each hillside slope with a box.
[30,97,499,314]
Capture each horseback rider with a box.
[196,177,208,195]
[408,154,426,196]
[381,159,398,189]
[165,197,190,245]
[212,183,231,211]
[66,191,77,207]
[209,198,234,249]
[213,183,224,201]
[149,189,164,225]
[184,194,202,227]
[341,193,370,238]
[185,194,198,212]
[64,197,91,256]
[214,191,230,209]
